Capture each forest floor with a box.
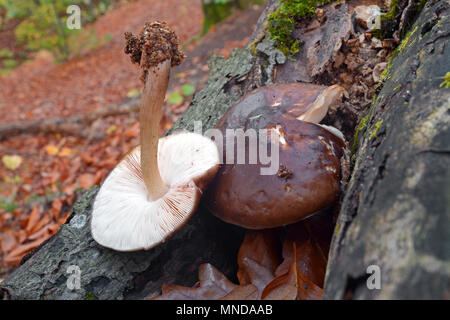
[0,0,264,277]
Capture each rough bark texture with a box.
[1,0,449,300]
[1,188,246,299]
[324,0,450,299]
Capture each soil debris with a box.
[278,164,293,180]
[124,21,185,82]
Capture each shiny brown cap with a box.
[205,116,345,229]
[215,83,345,131]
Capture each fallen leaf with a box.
[220,284,258,300]
[237,230,281,297]
[79,173,96,189]
[181,84,195,96]
[17,230,27,244]
[262,247,323,300]
[28,214,51,235]
[275,215,332,287]
[28,224,52,241]
[57,212,70,226]
[62,183,78,196]
[79,152,93,164]
[151,264,239,300]
[166,92,183,104]
[3,254,22,266]
[4,175,22,184]
[296,270,323,300]
[51,198,63,220]
[0,231,17,253]
[25,206,41,234]
[106,125,118,134]
[2,155,22,171]
[0,212,13,224]
[261,264,298,300]
[239,258,276,298]
[45,145,59,156]
[127,88,141,98]
[4,236,49,266]
[173,72,186,79]
[124,122,139,137]
[58,147,72,157]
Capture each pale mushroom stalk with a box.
[90,21,220,251]
[140,60,170,200]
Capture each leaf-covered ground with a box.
[151,214,333,300]
[0,0,263,277]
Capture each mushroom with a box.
[204,83,346,229]
[90,22,220,251]
[213,82,346,140]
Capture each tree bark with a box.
[323,0,450,299]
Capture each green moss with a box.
[2,59,18,69]
[373,0,425,39]
[379,56,393,82]
[370,29,384,39]
[369,120,383,140]
[334,219,341,238]
[396,25,419,53]
[85,292,96,300]
[371,94,377,105]
[372,0,400,39]
[266,0,335,57]
[379,25,419,84]
[351,112,370,155]
[381,0,400,22]
[440,72,450,88]
[0,48,14,59]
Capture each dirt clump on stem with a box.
[124,21,186,82]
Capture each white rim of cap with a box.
[91,132,220,251]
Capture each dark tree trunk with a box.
[324,0,450,299]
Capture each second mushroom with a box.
[205,83,347,229]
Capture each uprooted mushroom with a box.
[90,22,220,252]
[205,83,348,229]
[91,21,347,268]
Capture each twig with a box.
[0,98,140,141]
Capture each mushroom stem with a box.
[140,60,171,200]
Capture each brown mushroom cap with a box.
[215,83,345,130]
[204,83,346,229]
[205,116,345,229]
